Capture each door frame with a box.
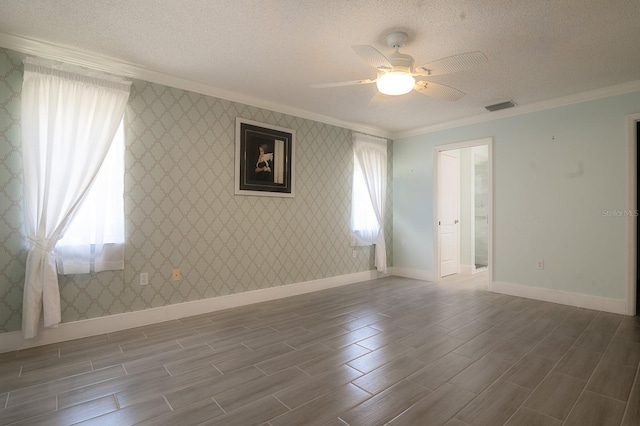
[434,137,494,282]
[626,113,639,315]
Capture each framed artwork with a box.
[235,118,295,198]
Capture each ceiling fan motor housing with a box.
[383,32,415,73]
[385,51,414,73]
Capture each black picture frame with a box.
[235,118,295,197]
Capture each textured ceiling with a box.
[0,0,639,136]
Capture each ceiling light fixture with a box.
[376,71,416,96]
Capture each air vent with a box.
[485,101,516,112]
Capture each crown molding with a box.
[392,80,640,140]
[0,32,392,139]
[4,31,638,143]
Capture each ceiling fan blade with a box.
[415,51,487,76]
[311,79,376,89]
[352,45,392,70]
[414,81,465,101]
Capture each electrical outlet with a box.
[172,269,181,281]
[536,260,544,270]
[140,272,149,286]
[352,250,357,258]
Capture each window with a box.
[55,120,126,274]
[351,153,379,242]
[350,132,388,272]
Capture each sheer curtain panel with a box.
[55,119,126,274]
[350,133,387,272]
[20,58,131,338]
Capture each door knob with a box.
[454,219,459,224]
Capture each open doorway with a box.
[630,117,640,315]
[470,146,490,272]
[434,138,493,282]
[625,113,639,316]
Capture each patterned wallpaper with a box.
[0,48,24,333]
[0,47,393,334]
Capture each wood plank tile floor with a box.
[1,272,639,425]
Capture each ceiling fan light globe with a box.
[376,72,415,96]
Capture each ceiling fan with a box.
[312,31,487,100]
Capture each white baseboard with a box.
[0,270,378,353]
[390,267,435,282]
[460,265,473,275]
[490,281,628,315]
[460,264,489,275]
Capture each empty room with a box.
[1,1,639,425]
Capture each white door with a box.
[439,150,460,277]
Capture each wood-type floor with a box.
[1,273,639,425]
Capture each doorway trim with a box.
[434,137,494,283]
[626,113,639,315]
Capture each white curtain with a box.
[55,120,125,274]
[20,58,131,338]
[350,133,387,272]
